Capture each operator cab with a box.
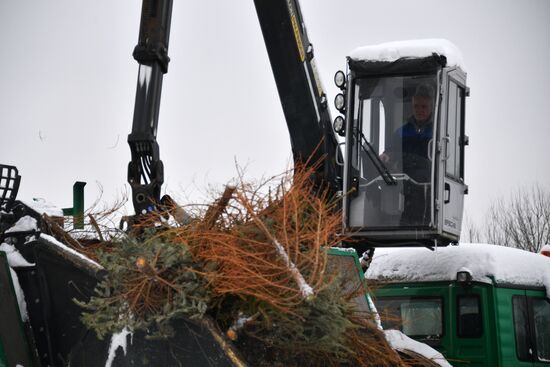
[333,40,469,247]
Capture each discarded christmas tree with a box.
[75,165,438,366]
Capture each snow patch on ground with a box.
[350,39,466,71]
[385,329,452,367]
[5,215,38,233]
[105,327,132,367]
[40,233,102,269]
[366,243,550,295]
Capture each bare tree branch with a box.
[484,184,550,252]
[461,212,483,243]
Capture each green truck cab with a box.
[366,243,550,366]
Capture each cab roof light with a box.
[456,270,472,285]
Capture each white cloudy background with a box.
[1,0,549,230]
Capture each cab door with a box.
[439,70,468,238]
[514,291,550,366]
[453,287,495,367]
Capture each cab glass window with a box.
[457,295,482,338]
[445,81,465,179]
[532,298,550,361]
[375,297,443,339]
[326,254,370,315]
[348,75,437,229]
[512,296,531,361]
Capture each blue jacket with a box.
[389,116,433,159]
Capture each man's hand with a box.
[379,152,390,163]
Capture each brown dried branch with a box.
[43,213,84,249]
[161,164,342,316]
[88,214,104,242]
[202,185,236,229]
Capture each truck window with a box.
[457,295,482,338]
[513,296,532,361]
[375,297,443,340]
[327,254,371,315]
[445,81,465,179]
[532,298,550,362]
[349,76,437,230]
[513,295,550,362]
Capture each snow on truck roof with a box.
[349,39,466,71]
[366,243,550,296]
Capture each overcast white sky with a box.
[1,0,549,230]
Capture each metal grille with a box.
[0,164,21,211]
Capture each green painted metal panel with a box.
[452,284,497,367]
[493,288,526,367]
[62,181,86,229]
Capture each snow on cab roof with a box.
[349,39,466,72]
[366,243,550,295]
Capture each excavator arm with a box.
[127,0,173,216]
[254,0,342,194]
[127,0,341,218]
